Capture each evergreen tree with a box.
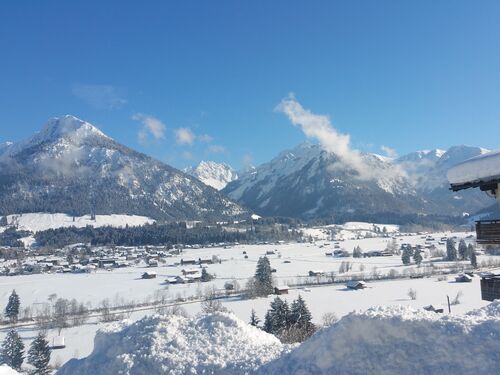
[27,332,51,375]
[201,268,213,282]
[446,239,457,261]
[254,257,273,296]
[5,290,20,324]
[289,295,313,329]
[413,249,423,265]
[249,309,260,327]
[458,239,468,260]
[352,246,362,258]
[1,329,24,371]
[401,248,412,265]
[263,311,273,333]
[469,244,478,269]
[268,297,290,334]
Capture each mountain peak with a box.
[184,160,238,190]
[31,115,109,146]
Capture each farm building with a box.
[455,274,473,283]
[274,286,289,295]
[346,280,367,290]
[141,272,157,279]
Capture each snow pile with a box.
[57,312,288,375]
[6,213,155,233]
[0,365,20,375]
[447,148,500,186]
[259,301,500,375]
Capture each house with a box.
[480,274,500,301]
[180,258,197,266]
[309,270,324,277]
[455,274,473,283]
[141,272,157,279]
[98,259,116,269]
[165,277,178,284]
[51,336,65,349]
[182,268,200,276]
[346,280,367,290]
[148,259,159,267]
[274,286,289,295]
[175,275,188,284]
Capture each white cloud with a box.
[198,134,213,143]
[72,84,127,110]
[275,94,372,178]
[182,151,194,160]
[242,153,253,168]
[175,127,196,145]
[381,145,398,158]
[208,144,226,154]
[132,113,166,144]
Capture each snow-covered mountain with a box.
[223,143,491,222]
[184,160,238,190]
[0,116,247,221]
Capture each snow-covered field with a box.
[0,229,497,371]
[5,213,155,233]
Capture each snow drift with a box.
[0,366,20,375]
[57,312,288,375]
[258,301,500,375]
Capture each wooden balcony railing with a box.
[476,220,500,244]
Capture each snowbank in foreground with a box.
[57,312,288,375]
[259,301,500,375]
[0,365,20,375]
[6,213,155,233]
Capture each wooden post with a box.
[446,295,451,314]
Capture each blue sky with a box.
[1,1,499,169]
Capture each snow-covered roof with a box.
[447,148,500,191]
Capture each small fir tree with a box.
[254,256,273,296]
[352,246,363,258]
[5,290,20,324]
[446,239,457,261]
[201,268,214,282]
[263,311,273,333]
[401,248,412,265]
[413,249,423,265]
[458,239,468,260]
[249,309,260,327]
[1,329,24,371]
[469,244,478,269]
[27,332,51,375]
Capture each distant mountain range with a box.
[184,161,238,190]
[0,116,247,221]
[1,115,493,225]
[221,143,493,223]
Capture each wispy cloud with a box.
[275,94,371,177]
[175,127,196,145]
[132,113,166,144]
[198,134,213,143]
[381,145,398,158]
[182,151,194,160]
[72,84,127,110]
[207,144,226,154]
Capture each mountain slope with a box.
[184,160,238,190]
[223,143,491,222]
[0,116,246,221]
